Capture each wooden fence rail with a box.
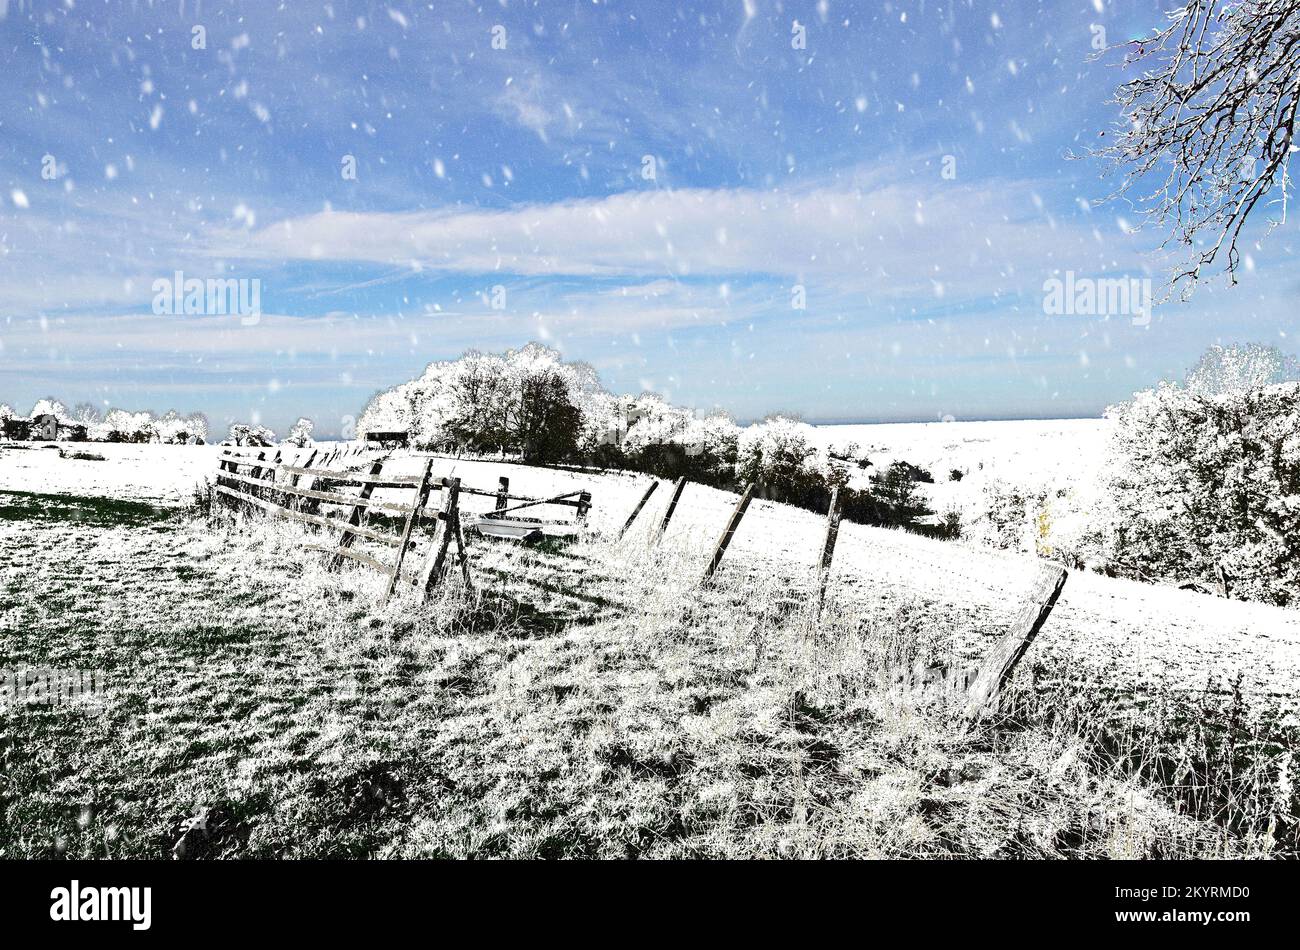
[214,452,469,603]
[217,448,1064,720]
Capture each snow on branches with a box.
[1096,0,1300,291]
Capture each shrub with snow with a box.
[1101,379,1300,605]
[736,416,829,504]
[227,423,276,447]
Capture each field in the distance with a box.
[2,420,1297,857]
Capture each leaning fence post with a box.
[701,483,754,584]
[618,481,659,539]
[655,477,688,543]
[815,487,842,615]
[575,490,592,523]
[495,477,509,512]
[264,453,281,491]
[963,563,1069,722]
[330,459,384,570]
[451,490,473,590]
[383,457,434,603]
[420,477,460,597]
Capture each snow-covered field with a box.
[0,441,220,505]
[1,418,1111,508]
[813,417,1112,519]
[2,422,1298,701]
[4,422,1298,860]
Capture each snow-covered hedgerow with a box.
[354,344,948,529]
[1101,380,1300,605]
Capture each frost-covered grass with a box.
[2,489,1292,858]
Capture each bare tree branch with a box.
[1092,0,1300,296]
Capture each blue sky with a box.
[1,0,1296,436]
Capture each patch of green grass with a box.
[0,490,174,526]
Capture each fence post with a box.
[451,487,473,590]
[383,457,434,603]
[576,491,592,523]
[656,477,687,543]
[264,452,281,492]
[420,477,460,597]
[963,564,1069,722]
[330,459,384,570]
[701,483,754,584]
[495,477,509,512]
[216,451,236,485]
[288,449,317,511]
[816,487,842,615]
[292,450,317,487]
[618,481,659,539]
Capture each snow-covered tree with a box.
[100,408,155,443]
[282,417,316,447]
[1185,343,1300,396]
[736,416,825,503]
[503,344,593,463]
[185,412,210,444]
[361,344,599,462]
[575,389,629,458]
[622,393,694,454]
[358,382,417,440]
[71,402,101,428]
[29,397,69,421]
[154,410,186,444]
[423,353,511,451]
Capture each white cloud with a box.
[214,176,1122,303]
[495,80,554,141]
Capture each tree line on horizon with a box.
[0,398,210,444]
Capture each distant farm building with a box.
[364,430,410,448]
[30,414,89,442]
[2,415,86,442]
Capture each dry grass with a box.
[0,489,1292,858]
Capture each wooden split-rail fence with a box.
[617,474,1070,722]
[214,448,471,602]
[478,476,591,523]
